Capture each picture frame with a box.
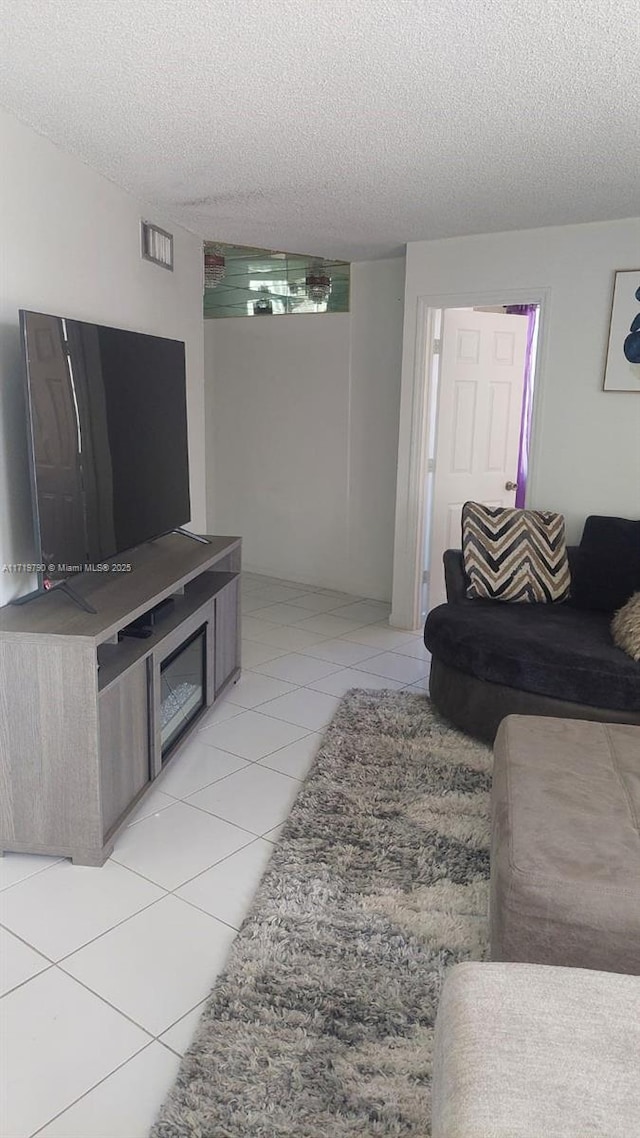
[603,269,640,392]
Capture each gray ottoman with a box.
[491,715,640,973]
[432,961,640,1137]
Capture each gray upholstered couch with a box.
[432,961,640,1138]
[431,713,640,1137]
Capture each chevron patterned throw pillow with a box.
[462,502,571,603]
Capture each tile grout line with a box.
[161,831,274,899]
[147,748,314,813]
[23,893,171,972]
[4,868,238,974]
[49,962,158,1039]
[0,857,65,896]
[176,795,298,841]
[0,919,57,963]
[196,720,318,763]
[27,1038,157,1138]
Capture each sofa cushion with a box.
[571,515,640,612]
[491,716,640,974]
[424,599,640,711]
[462,502,570,603]
[432,961,640,1138]
[612,591,640,661]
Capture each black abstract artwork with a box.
[623,285,640,364]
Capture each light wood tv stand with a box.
[0,533,241,866]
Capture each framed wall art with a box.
[603,269,640,392]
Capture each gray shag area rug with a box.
[150,691,492,1138]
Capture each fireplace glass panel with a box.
[160,625,206,759]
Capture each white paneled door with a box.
[427,309,528,610]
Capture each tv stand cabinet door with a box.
[0,637,101,859]
[215,577,240,695]
[99,658,151,838]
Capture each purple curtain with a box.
[505,305,538,508]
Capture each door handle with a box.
[505,480,518,491]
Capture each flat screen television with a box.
[19,310,191,598]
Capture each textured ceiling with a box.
[1,0,638,260]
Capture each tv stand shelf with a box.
[0,534,241,866]
[97,570,238,692]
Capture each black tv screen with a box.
[20,310,190,580]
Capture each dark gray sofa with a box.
[424,515,640,742]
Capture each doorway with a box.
[390,294,544,630]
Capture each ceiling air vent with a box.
[141,221,173,270]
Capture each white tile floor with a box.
[0,572,430,1138]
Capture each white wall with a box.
[400,218,640,543]
[205,257,405,599]
[0,108,206,604]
